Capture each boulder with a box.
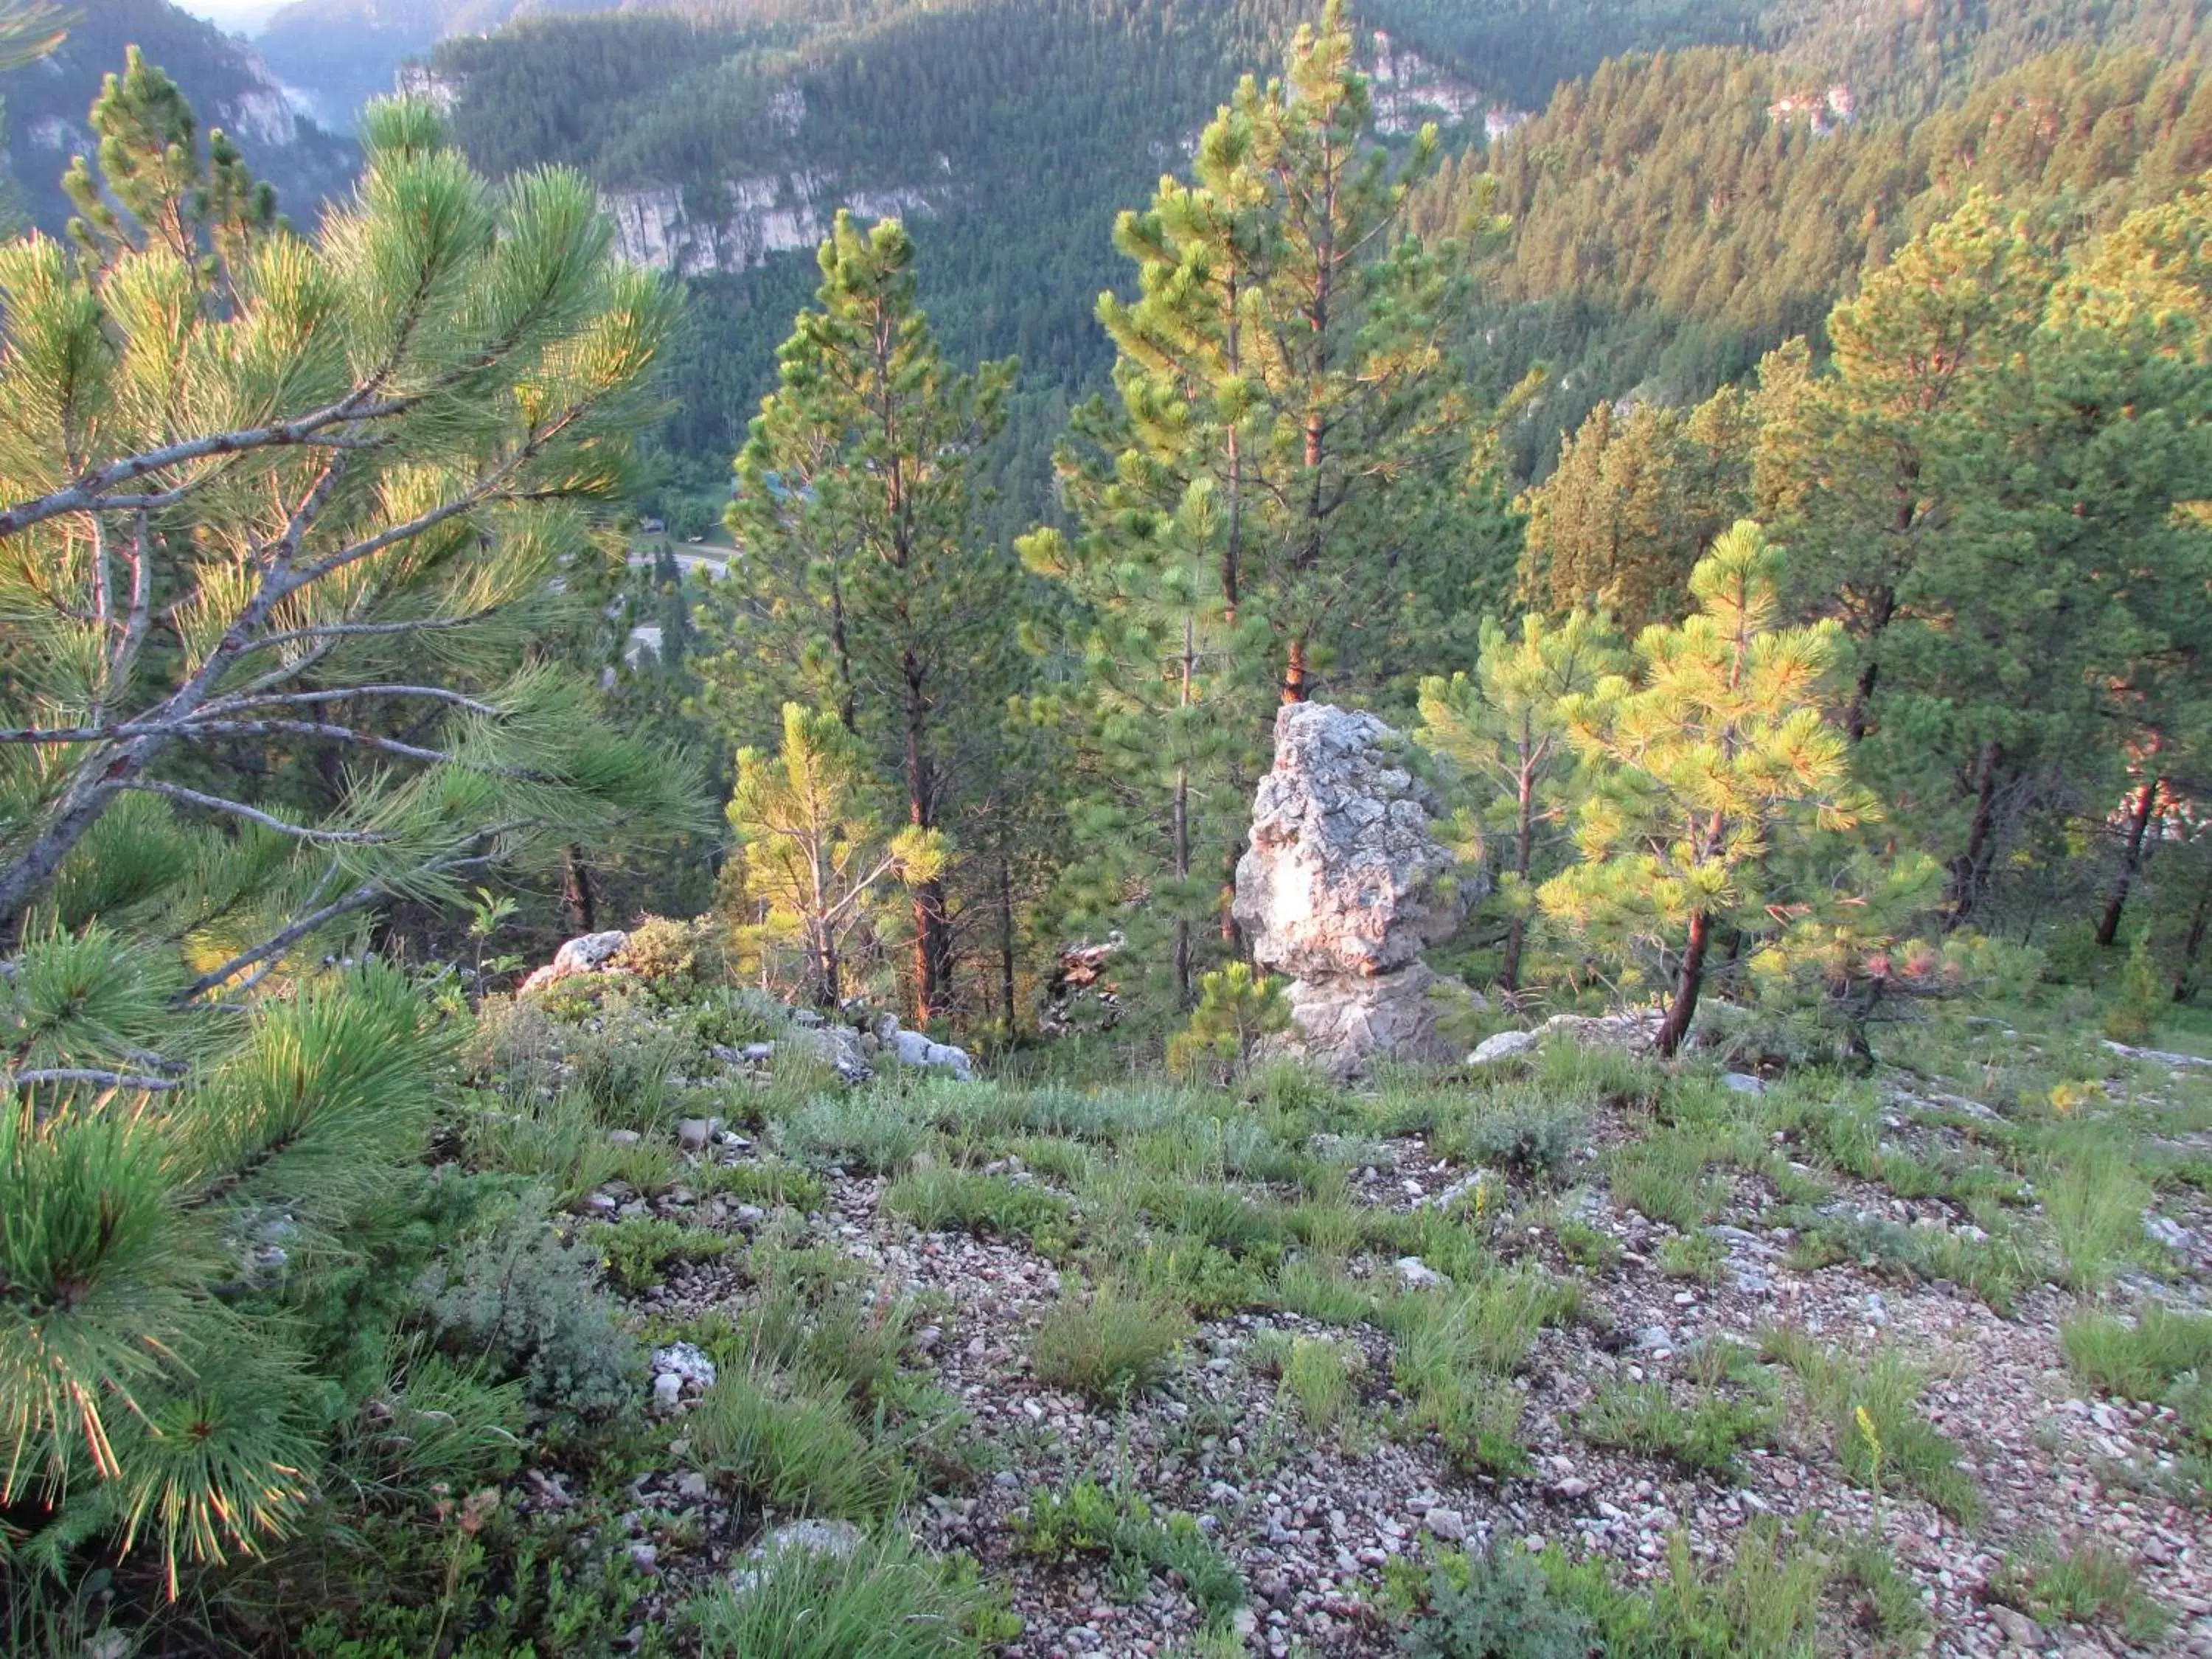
[788,1021,873,1083]
[1231,703,1481,1076]
[1540,1009,1660,1051]
[1233,703,1467,979]
[1278,963,1471,1076]
[887,1022,975,1081]
[1468,1029,1541,1065]
[726,1518,863,1596]
[519,929,629,992]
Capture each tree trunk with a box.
[1173,612,1195,1007]
[997,854,1019,1037]
[1172,768,1192,1009]
[1947,740,2002,928]
[1844,587,1894,744]
[1281,636,1309,704]
[561,844,597,933]
[1222,276,1242,622]
[1656,908,1712,1059]
[2096,775,2160,948]
[829,574,856,731]
[817,923,841,1011]
[902,662,950,1023]
[2176,867,2212,1004]
[1501,762,1537,995]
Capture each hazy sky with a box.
[175,0,286,32]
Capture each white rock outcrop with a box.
[604,174,938,277]
[1232,703,1480,1077]
[519,929,629,992]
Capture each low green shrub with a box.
[1453,1096,1588,1183]
[776,1095,929,1174]
[594,1214,737,1292]
[415,1202,644,1416]
[1394,1542,1592,1659]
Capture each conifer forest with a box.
[14,0,2212,1653]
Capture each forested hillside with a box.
[1761,0,2209,114]
[1441,44,2212,471]
[408,0,2212,521]
[422,0,1372,509]
[0,0,357,232]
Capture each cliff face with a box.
[603,174,939,276]
[1366,30,1483,136]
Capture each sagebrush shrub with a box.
[417,1201,644,1416]
[1397,1543,1592,1659]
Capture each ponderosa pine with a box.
[1539,521,1872,1056]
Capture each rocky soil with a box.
[583,1048,2212,1659]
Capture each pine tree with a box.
[723,703,946,1009]
[1026,0,1500,1006]
[1754,189,2212,927]
[1211,0,1472,706]
[1419,608,1630,996]
[702,213,1019,1023]
[1,79,694,1588]
[1020,402,1264,1010]
[1539,521,1874,1056]
[61,45,275,279]
[1521,387,1750,635]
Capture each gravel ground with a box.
[599,1068,2212,1658]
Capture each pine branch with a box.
[201,685,501,717]
[124,780,392,844]
[240,610,504,654]
[6,1067,182,1091]
[175,838,512,1004]
[168,720,457,764]
[0,395,408,541]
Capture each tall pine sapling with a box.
[1538,521,1872,1056]
[1419,609,1627,996]
[723,703,946,1009]
[703,212,1018,1022]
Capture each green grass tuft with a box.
[1029,1284,1191,1408]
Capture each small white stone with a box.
[1396,1256,1447,1290]
[1469,1029,1541,1065]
